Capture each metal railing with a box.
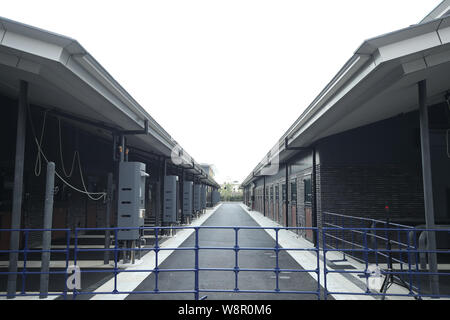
[322,212,450,299]
[0,226,321,300]
[322,212,415,266]
[322,227,450,299]
[0,227,72,299]
[1,224,449,300]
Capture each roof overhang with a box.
[242,15,450,187]
[0,16,219,188]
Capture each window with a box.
[282,184,286,202]
[291,180,297,203]
[275,185,279,200]
[304,177,312,204]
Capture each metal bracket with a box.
[285,137,311,151]
[122,119,149,135]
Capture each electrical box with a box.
[201,185,207,209]
[163,175,178,223]
[183,181,193,217]
[194,184,201,212]
[117,162,148,241]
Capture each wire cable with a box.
[447,129,450,159]
[58,117,77,178]
[34,110,48,177]
[29,106,106,201]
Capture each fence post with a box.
[322,228,328,300]
[73,228,79,300]
[194,227,200,300]
[406,230,413,296]
[412,229,422,298]
[154,227,159,295]
[104,173,113,264]
[64,229,71,300]
[39,162,55,299]
[316,228,321,300]
[275,228,280,292]
[21,231,29,295]
[363,230,370,294]
[113,229,118,294]
[234,228,239,292]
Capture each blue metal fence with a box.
[322,212,450,299]
[0,226,321,300]
[322,227,450,299]
[1,224,449,300]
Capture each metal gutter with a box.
[0,16,218,187]
[241,14,450,188]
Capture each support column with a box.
[180,168,184,224]
[312,147,318,246]
[158,158,166,227]
[418,80,439,295]
[7,81,28,299]
[285,164,289,227]
[104,172,113,264]
[263,177,266,217]
[39,162,55,299]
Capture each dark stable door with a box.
[304,177,313,241]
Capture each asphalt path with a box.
[127,203,325,300]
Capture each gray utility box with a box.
[163,175,178,223]
[183,181,193,217]
[117,162,148,241]
[194,184,201,212]
[201,185,207,209]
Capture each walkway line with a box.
[89,204,223,300]
[239,203,375,300]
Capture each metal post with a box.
[263,177,266,217]
[285,164,289,227]
[418,79,439,296]
[180,168,184,224]
[192,176,196,218]
[194,227,199,300]
[158,158,166,227]
[312,147,318,246]
[104,173,113,264]
[118,134,127,263]
[39,162,55,299]
[7,80,28,299]
[155,159,162,227]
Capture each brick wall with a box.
[315,163,425,229]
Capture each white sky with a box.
[1,0,442,184]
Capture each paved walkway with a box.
[127,203,324,300]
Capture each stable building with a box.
[242,1,450,243]
[0,16,219,297]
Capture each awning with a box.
[0,16,219,188]
[242,14,450,187]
